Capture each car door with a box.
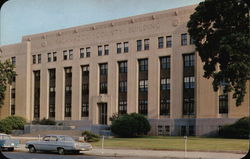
[37,136,51,151]
[48,136,59,151]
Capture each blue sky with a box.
[0,0,203,45]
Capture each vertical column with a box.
[71,66,81,120]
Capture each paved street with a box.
[3,152,152,159]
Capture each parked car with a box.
[25,134,92,155]
[0,133,19,151]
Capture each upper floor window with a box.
[86,47,91,57]
[161,78,170,90]
[181,33,187,46]
[124,42,129,53]
[119,61,127,73]
[184,76,195,88]
[104,45,109,55]
[53,52,57,62]
[139,80,148,92]
[47,53,52,62]
[100,82,107,94]
[160,56,170,69]
[37,54,41,64]
[190,36,195,45]
[63,50,68,60]
[137,40,142,51]
[183,54,195,67]
[100,63,108,75]
[82,65,89,73]
[98,45,102,56]
[69,50,73,60]
[119,81,127,93]
[117,43,122,54]
[158,37,164,48]
[80,48,85,58]
[144,39,149,50]
[32,55,36,64]
[219,94,228,114]
[166,36,172,48]
[138,59,148,72]
[11,57,16,65]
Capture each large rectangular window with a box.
[118,61,128,114]
[33,70,40,119]
[219,94,228,114]
[64,67,72,117]
[183,98,194,115]
[82,65,89,117]
[99,63,108,94]
[184,54,195,67]
[48,69,56,118]
[160,56,171,116]
[138,59,148,116]
[10,76,16,116]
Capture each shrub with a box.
[218,117,249,139]
[3,116,26,130]
[110,113,151,137]
[82,131,100,142]
[0,120,12,134]
[32,118,56,125]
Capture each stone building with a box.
[0,5,249,136]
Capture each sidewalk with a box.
[16,144,246,159]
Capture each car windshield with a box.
[58,136,74,142]
[0,135,10,140]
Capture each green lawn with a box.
[92,136,248,152]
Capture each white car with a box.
[25,134,92,155]
[0,133,19,151]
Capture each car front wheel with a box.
[28,146,36,153]
[58,148,65,155]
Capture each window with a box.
[69,49,73,60]
[86,47,91,57]
[11,88,15,98]
[158,37,164,48]
[124,42,129,53]
[183,54,194,67]
[161,78,170,90]
[118,61,127,73]
[160,56,170,69]
[190,36,195,45]
[104,45,109,55]
[181,33,187,46]
[117,43,122,54]
[11,57,16,65]
[160,99,170,115]
[98,45,102,56]
[32,55,36,64]
[64,67,72,117]
[184,76,195,88]
[118,100,127,114]
[219,94,228,114]
[100,82,107,94]
[47,53,52,62]
[158,125,170,136]
[63,50,68,60]
[166,36,172,48]
[119,81,127,93]
[37,54,41,64]
[139,99,148,115]
[139,80,148,92]
[53,52,57,62]
[183,98,194,115]
[82,65,89,74]
[100,63,108,75]
[82,103,89,117]
[33,70,40,119]
[49,69,56,118]
[137,40,142,51]
[80,48,84,58]
[138,59,148,72]
[144,39,149,50]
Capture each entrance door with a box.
[98,103,107,125]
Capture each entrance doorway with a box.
[98,103,107,125]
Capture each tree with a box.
[110,113,151,137]
[187,0,250,106]
[0,59,16,108]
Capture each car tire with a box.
[28,146,36,153]
[58,148,65,155]
[8,148,14,151]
